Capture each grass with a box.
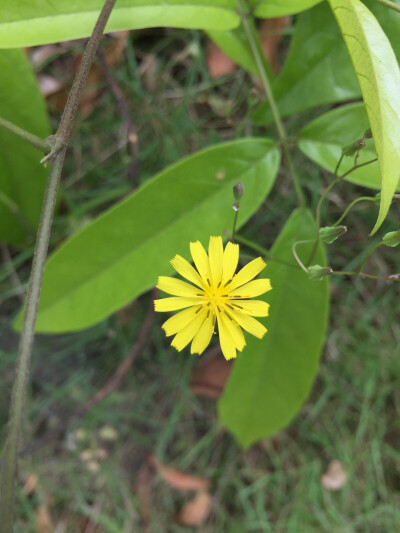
[1,26,400,532]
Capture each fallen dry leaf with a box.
[133,462,153,528]
[191,352,232,398]
[321,460,347,491]
[22,473,39,495]
[259,17,291,74]
[150,455,209,491]
[36,503,54,533]
[176,491,212,526]
[207,41,237,79]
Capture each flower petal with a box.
[208,236,223,286]
[220,310,246,351]
[226,257,266,291]
[225,308,267,339]
[229,278,271,298]
[221,241,239,285]
[171,307,208,351]
[162,305,203,337]
[228,299,270,317]
[157,276,201,297]
[190,241,211,284]
[170,255,206,289]
[191,310,214,355]
[155,297,203,312]
[217,313,237,360]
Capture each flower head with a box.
[154,236,271,360]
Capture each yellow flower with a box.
[154,236,271,360]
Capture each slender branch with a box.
[292,240,312,273]
[333,196,376,227]
[374,0,400,13]
[42,0,117,163]
[0,2,116,530]
[0,148,66,533]
[239,0,305,207]
[338,157,378,182]
[0,116,51,153]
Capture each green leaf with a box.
[253,1,400,125]
[219,209,329,448]
[298,103,390,190]
[0,49,50,246]
[251,0,322,17]
[328,0,400,234]
[20,138,280,333]
[0,0,239,48]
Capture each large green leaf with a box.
[253,1,400,124]
[328,0,400,234]
[0,0,239,48]
[251,0,322,17]
[19,138,280,333]
[299,103,384,189]
[219,209,329,448]
[0,49,50,246]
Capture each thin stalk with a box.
[374,0,400,13]
[239,0,305,207]
[0,1,116,530]
[292,240,312,273]
[332,270,399,281]
[333,196,376,227]
[0,116,51,153]
[231,208,239,243]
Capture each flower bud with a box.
[382,229,400,248]
[308,265,333,281]
[342,138,366,157]
[319,225,347,244]
[233,182,245,201]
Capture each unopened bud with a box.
[342,138,366,157]
[382,230,400,248]
[308,265,333,281]
[319,225,347,244]
[233,182,244,201]
[364,127,372,139]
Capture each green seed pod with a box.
[308,265,333,281]
[342,138,366,157]
[382,230,400,248]
[319,225,347,244]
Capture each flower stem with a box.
[0,115,51,153]
[332,270,399,281]
[231,208,239,243]
[234,234,269,257]
[239,0,305,208]
[0,2,116,530]
[355,241,383,274]
[333,196,376,227]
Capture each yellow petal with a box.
[157,276,201,297]
[217,313,237,360]
[220,310,246,351]
[190,241,211,284]
[162,305,203,336]
[208,236,223,286]
[191,310,214,355]
[228,299,270,317]
[227,257,266,291]
[155,297,204,312]
[171,307,208,351]
[221,241,239,285]
[170,255,206,289]
[229,278,271,298]
[226,308,267,339]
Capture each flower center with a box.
[203,283,229,311]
